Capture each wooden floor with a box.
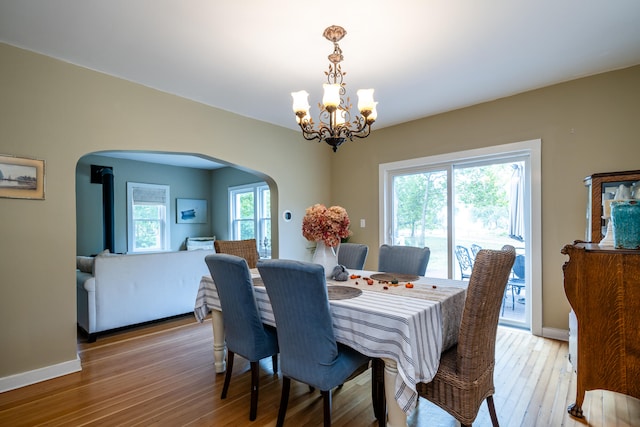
[1,315,638,427]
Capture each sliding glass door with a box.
[383,150,532,329]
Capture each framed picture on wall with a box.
[177,198,207,224]
[0,154,45,200]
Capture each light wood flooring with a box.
[1,315,638,426]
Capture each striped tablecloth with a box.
[194,269,467,413]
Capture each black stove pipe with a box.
[101,168,115,253]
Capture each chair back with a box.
[456,246,515,380]
[204,253,277,360]
[378,244,430,276]
[337,243,369,270]
[513,254,525,279]
[214,238,259,268]
[455,245,474,279]
[470,243,483,259]
[257,259,341,389]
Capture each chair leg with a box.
[249,361,259,421]
[221,351,235,399]
[371,358,386,425]
[276,377,291,427]
[487,395,499,427]
[272,354,278,373]
[321,389,332,427]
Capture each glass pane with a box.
[134,219,161,250]
[133,204,161,220]
[258,218,271,258]
[238,219,255,240]
[392,170,448,278]
[236,192,254,219]
[453,161,526,324]
[260,187,270,218]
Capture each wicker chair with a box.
[214,239,260,268]
[416,245,516,427]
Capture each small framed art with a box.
[0,154,45,200]
[177,198,208,223]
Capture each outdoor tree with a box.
[394,171,446,245]
[455,165,510,230]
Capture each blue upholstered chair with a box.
[257,259,371,427]
[378,244,431,276]
[337,243,369,270]
[204,254,279,421]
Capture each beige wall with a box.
[331,64,640,331]
[2,40,639,384]
[0,43,330,379]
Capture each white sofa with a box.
[76,250,214,341]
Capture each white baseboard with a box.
[542,327,569,342]
[0,357,82,393]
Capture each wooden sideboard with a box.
[561,242,640,418]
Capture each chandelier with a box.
[291,25,377,152]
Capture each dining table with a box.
[194,268,467,427]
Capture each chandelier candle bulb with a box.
[291,90,310,114]
[323,84,341,109]
[357,89,375,113]
[368,102,378,123]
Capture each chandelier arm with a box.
[298,123,322,141]
[350,124,372,139]
[319,124,336,140]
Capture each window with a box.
[127,182,170,253]
[229,183,271,258]
[380,139,542,333]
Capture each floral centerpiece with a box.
[302,204,351,247]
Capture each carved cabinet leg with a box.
[567,402,584,418]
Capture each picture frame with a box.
[176,198,207,224]
[0,154,45,200]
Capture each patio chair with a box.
[504,254,526,313]
[204,253,279,421]
[470,244,482,259]
[455,245,474,280]
[378,244,430,276]
[416,245,515,426]
[337,243,368,270]
[214,238,260,268]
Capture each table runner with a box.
[194,270,466,413]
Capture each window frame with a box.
[126,182,171,253]
[228,182,271,258]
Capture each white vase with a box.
[312,240,338,277]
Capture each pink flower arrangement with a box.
[302,204,351,247]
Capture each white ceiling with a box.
[2,1,640,166]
